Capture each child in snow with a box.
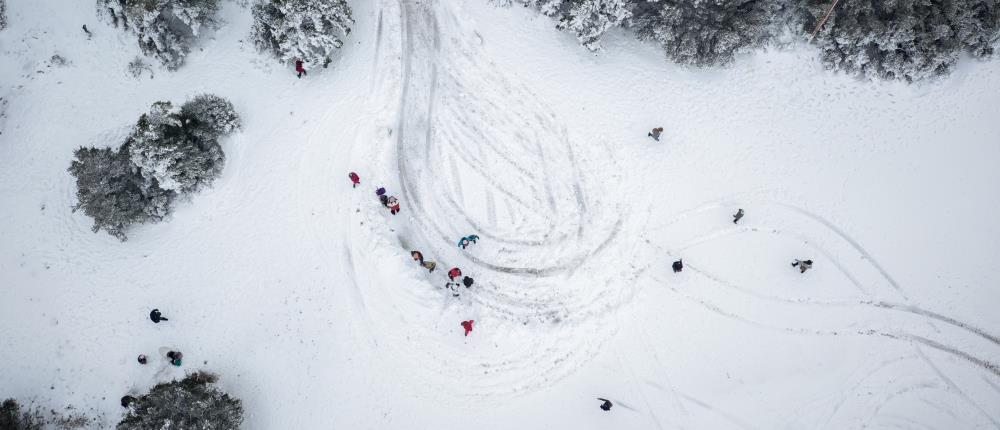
[648,127,664,141]
[458,237,470,249]
[137,354,147,365]
[733,208,744,224]
[422,261,437,273]
[149,309,168,323]
[295,60,307,78]
[166,351,183,366]
[445,282,461,297]
[349,172,360,188]
[448,267,462,281]
[411,251,424,264]
[792,259,813,273]
[462,276,474,288]
[461,320,474,336]
[388,196,400,215]
[672,259,683,273]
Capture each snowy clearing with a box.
[2,0,999,428]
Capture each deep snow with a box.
[1,0,999,429]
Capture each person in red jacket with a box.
[448,267,462,281]
[295,60,307,78]
[461,320,474,336]
[387,196,400,215]
[348,172,360,188]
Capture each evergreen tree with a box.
[68,144,174,241]
[630,0,784,66]
[96,0,220,70]
[560,0,634,50]
[1,399,45,430]
[117,372,243,430]
[0,0,7,32]
[180,94,243,140]
[800,0,1000,81]
[250,0,354,70]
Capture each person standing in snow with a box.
[792,259,813,273]
[461,320,474,336]
[295,60,307,78]
[121,395,136,408]
[349,172,360,188]
[467,234,479,244]
[166,351,183,366]
[411,251,424,264]
[733,208,744,224]
[462,276,474,288]
[597,398,613,411]
[458,237,470,249]
[672,259,683,273]
[137,354,147,365]
[448,267,462,281]
[648,127,664,141]
[445,282,461,297]
[388,196,400,215]
[149,309,168,323]
[421,261,437,273]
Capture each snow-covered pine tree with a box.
[68,144,175,241]
[801,0,1000,81]
[117,372,243,430]
[0,0,7,31]
[96,0,220,70]
[250,0,354,70]
[630,0,783,66]
[498,0,634,50]
[128,95,238,195]
[0,399,44,430]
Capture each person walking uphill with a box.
[648,127,664,141]
[349,172,360,188]
[672,259,683,273]
[597,398,613,411]
[461,320,474,336]
[295,60,307,78]
[149,308,168,323]
[733,208,744,224]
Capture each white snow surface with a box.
[2,0,1000,429]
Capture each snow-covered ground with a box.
[2,0,1000,428]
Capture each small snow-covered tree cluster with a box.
[631,0,784,66]
[250,0,354,70]
[798,0,1000,81]
[69,94,240,240]
[96,0,220,69]
[0,399,44,430]
[500,0,633,50]
[0,0,8,31]
[117,372,243,430]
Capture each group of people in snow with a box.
[350,172,479,335]
[122,309,185,407]
[669,207,814,275]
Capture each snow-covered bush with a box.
[0,0,8,32]
[0,399,44,430]
[70,94,238,240]
[630,0,784,66]
[500,0,633,50]
[117,371,243,430]
[97,0,220,70]
[250,0,354,70]
[128,95,238,194]
[799,0,1000,81]
[68,145,175,241]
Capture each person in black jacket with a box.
[149,309,168,323]
[597,398,612,411]
[672,259,683,273]
[462,276,474,288]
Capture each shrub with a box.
[117,372,243,430]
[250,0,354,70]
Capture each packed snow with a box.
[2,0,999,428]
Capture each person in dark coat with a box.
[380,194,390,207]
[411,251,424,264]
[458,237,470,249]
[121,395,136,408]
[733,208,744,224]
[648,127,664,141]
[461,320,474,336]
[149,309,168,323]
[166,351,183,366]
[598,398,612,411]
[448,267,462,281]
[349,172,360,188]
[462,276,474,288]
[792,259,813,273]
[295,60,307,78]
[672,259,683,273]
[137,354,147,364]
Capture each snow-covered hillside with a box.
[2,0,999,428]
